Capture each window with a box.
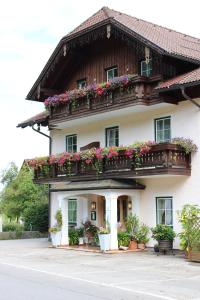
[77,79,86,89]
[68,199,77,225]
[156,197,173,226]
[106,67,118,81]
[141,59,152,77]
[66,135,77,153]
[155,117,171,143]
[105,126,119,147]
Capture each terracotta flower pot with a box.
[138,243,145,250]
[128,240,138,250]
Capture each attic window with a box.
[106,67,118,81]
[141,59,152,77]
[77,79,86,89]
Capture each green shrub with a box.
[151,224,176,241]
[3,223,24,232]
[118,231,131,247]
[23,203,48,232]
[136,224,150,244]
[69,228,79,245]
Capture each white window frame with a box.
[156,197,173,226]
[155,116,171,143]
[105,126,119,147]
[66,134,77,153]
[106,67,118,81]
[141,59,152,77]
[68,199,77,226]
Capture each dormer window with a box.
[106,67,118,81]
[141,59,152,77]
[77,79,86,89]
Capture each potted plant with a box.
[77,227,84,245]
[126,214,139,250]
[118,231,131,249]
[151,224,176,253]
[49,209,62,247]
[178,204,200,262]
[98,226,110,251]
[136,224,150,250]
[82,220,98,245]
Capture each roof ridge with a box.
[109,7,200,42]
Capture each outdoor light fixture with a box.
[91,201,96,210]
[128,200,132,210]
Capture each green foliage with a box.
[55,209,62,227]
[136,224,150,244]
[77,227,84,238]
[83,220,98,238]
[3,223,24,232]
[177,204,200,251]
[151,224,176,241]
[0,162,18,186]
[118,231,131,247]
[0,164,48,223]
[69,228,79,245]
[126,214,139,240]
[23,202,48,232]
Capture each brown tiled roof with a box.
[67,7,200,63]
[17,111,49,128]
[157,67,200,90]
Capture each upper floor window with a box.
[106,67,118,81]
[156,197,173,226]
[68,199,77,226]
[141,59,152,77]
[105,126,119,147]
[77,79,86,89]
[155,117,171,143]
[66,134,77,153]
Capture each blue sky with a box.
[0,0,200,177]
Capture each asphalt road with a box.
[0,239,199,300]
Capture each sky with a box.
[0,0,200,176]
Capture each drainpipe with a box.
[181,86,200,108]
[31,124,52,235]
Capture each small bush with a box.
[118,231,131,247]
[151,224,176,241]
[23,203,48,232]
[69,228,79,245]
[3,223,24,232]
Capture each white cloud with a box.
[0,0,200,177]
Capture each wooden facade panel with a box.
[65,38,137,90]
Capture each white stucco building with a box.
[18,7,200,249]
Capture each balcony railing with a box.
[49,75,161,123]
[33,143,191,184]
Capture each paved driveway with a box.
[0,239,199,300]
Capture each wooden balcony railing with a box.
[49,76,161,124]
[33,143,191,184]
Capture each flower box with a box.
[51,231,61,247]
[98,234,110,251]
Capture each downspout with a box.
[31,124,52,235]
[181,86,200,108]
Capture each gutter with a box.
[180,86,200,109]
[31,124,52,233]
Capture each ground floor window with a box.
[156,197,173,226]
[68,199,77,226]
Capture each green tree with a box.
[0,163,48,229]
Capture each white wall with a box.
[50,99,200,248]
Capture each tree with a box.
[0,163,48,229]
[23,202,48,232]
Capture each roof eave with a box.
[157,80,200,93]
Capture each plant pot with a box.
[128,240,138,250]
[154,244,159,253]
[51,231,61,247]
[188,250,200,262]
[98,234,110,251]
[138,243,145,250]
[158,240,173,253]
[79,237,84,245]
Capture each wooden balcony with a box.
[49,75,162,125]
[33,143,191,184]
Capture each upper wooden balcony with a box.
[48,75,162,125]
[33,143,191,184]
